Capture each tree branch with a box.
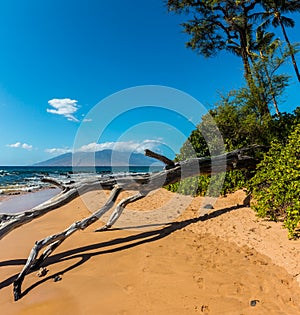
[1,147,261,300]
[0,148,259,242]
[95,191,148,231]
[13,186,122,301]
[144,149,176,168]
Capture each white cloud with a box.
[7,142,33,150]
[7,142,21,148]
[76,140,163,153]
[47,98,80,122]
[45,140,163,156]
[77,142,113,152]
[22,143,33,150]
[82,118,92,122]
[45,147,71,155]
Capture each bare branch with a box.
[1,147,262,300]
[41,177,67,190]
[95,191,148,231]
[13,186,122,301]
[144,149,176,168]
[0,148,258,241]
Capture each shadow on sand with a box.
[0,204,243,299]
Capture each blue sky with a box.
[0,0,299,165]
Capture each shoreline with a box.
[0,187,61,214]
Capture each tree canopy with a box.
[167,0,300,115]
[166,0,300,237]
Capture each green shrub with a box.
[249,123,300,238]
[166,176,210,196]
[166,169,249,197]
[167,99,300,201]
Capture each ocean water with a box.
[0,165,163,194]
[0,165,163,214]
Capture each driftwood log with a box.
[0,148,259,301]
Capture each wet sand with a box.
[0,189,299,314]
[0,188,61,214]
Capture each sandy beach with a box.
[0,188,300,314]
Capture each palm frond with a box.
[260,18,272,30]
[280,16,295,28]
[226,45,242,57]
[271,18,280,28]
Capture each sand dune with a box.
[0,189,300,314]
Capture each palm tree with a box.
[260,0,300,82]
[252,29,282,115]
[227,24,271,116]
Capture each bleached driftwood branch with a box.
[144,149,176,168]
[0,147,254,242]
[0,175,146,241]
[4,148,258,301]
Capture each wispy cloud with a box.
[82,118,92,122]
[45,140,163,155]
[44,147,71,155]
[7,142,33,150]
[47,98,80,122]
[76,140,162,153]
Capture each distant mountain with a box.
[34,149,161,166]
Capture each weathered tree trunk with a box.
[0,148,259,301]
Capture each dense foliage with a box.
[249,124,300,238]
[167,102,300,237]
[166,0,300,237]
[167,88,300,196]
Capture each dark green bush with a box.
[166,176,210,196]
[168,102,300,198]
[166,169,249,197]
[249,124,300,238]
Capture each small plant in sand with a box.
[249,123,300,238]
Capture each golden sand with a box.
[0,189,300,314]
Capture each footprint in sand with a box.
[124,285,134,294]
[233,281,244,294]
[200,304,210,313]
[193,275,205,289]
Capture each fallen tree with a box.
[0,148,259,301]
